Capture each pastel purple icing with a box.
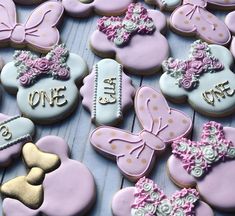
[112,186,214,216]
[225,11,235,59]
[2,136,96,216]
[168,126,235,211]
[90,7,169,75]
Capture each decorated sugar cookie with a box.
[145,0,181,11]
[207,0,235,9]
[80,59,135,126]
[170,0,231,46]
[13,0,134,17]
[1,44,88,124]
[112,177,214,216]
[90,86,192,181]
[90,3,169,75]
[225,11,235,59]
[168,121,235,211]
[160,40,235,117]
[0,0,64,53]
[1,136,96,216]
[0,114,34,167]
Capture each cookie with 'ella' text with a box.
[160,40,235,117]
[1,136,96,216]
[1,44,88,124]
[90,86,192,182]
[80,59,135,126]
[168,121,235,211]
[0,114,34,167]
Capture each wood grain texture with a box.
[0,1,233,216]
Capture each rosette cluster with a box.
[14,44,70,87]
[162,40,224,90]
[98,3,155,46]
[131,177,199,216]
[172,121,235,178]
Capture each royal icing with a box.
[0,114,34,166]
[207,0,235,9]
[131,177,199,216]
[172,121,235,178]
[112,177,214,216]
[170,0,231,46]
[90,86,192,181]
[80,59,135,126]
[1,136,96,216]
[225,11,235,59]
[162,40,224,90]
[98,4,155,46]
[90,3,169,75]
[13,0,134,17]
[168,122,235,211]
[146,0,181,11]
[1,44,88,124]
[0,0,63,52]
[160,40,235,117]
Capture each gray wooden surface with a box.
[0,1,233,215]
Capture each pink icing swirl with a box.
[172,121,235,178]
[162,40,224,90]
[97,3,155,46]
[14,44,70,87]
[131,177,199,216]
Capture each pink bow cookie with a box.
[170,0,231,46]
[225,11,235,59]
[13,0,134,17]
[112,177,214,216]
[90,86,192,182]
[90,3,169,75]
[0,0,63,53]
[168,121,235,211]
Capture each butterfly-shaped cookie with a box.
[13,0,134,17]
[168,121,235,211]
[170,0,231,46]
[225,11,235,59]
[90,86,192,181]
[1,136,96,216]
[112,177,214,216]
[0,0,63,52]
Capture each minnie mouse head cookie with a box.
[112,177,214,216]
[160,40,235,117]
[0,113,34,167]
[13,0,134,17]
[80,59,135,126]
[170,0,231,46]
[0,0,64,53]
[90,86,192,181]
[1,136,96,216]
[1,44,88,124]
[168,121,235,211]
[90,3,169,75]
[225,11,235,59]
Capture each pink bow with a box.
[0,0,63,52]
